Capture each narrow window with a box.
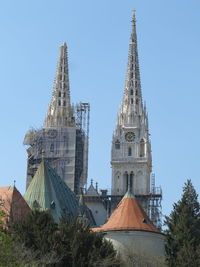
[135,80,137,87]
[140,139,145,157]
[136,98,139,105]
[135,90,138,96]
[126,173,129,191]
[58,100,61,106]
[130,89,133,95]
[63,92,66,97]
[130,173,133,192]
[115,140,120,149]
[58,91,61,97]
[128,147,132,156]
[50,143,54,152]
[63,100,66,106]
[131,98,133,104]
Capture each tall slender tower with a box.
[111,12,152,196]
[44,43,74,128]
[24,43,89,194]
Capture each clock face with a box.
[47,129,57,138]
[125,132,135,142]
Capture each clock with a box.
[47,129,57,138]
[125,132,135,142]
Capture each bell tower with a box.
[111,11,152,196]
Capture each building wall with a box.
[25,127,77,192]
[111,125,151,196]
[85,199,107,226]
[106,230,165,266]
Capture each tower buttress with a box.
[44,43,75,128]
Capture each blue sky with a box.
[1,0,200,220]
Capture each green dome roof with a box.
[24,160,79,222]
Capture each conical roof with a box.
[92,190,159,233]
[24,160,79,222]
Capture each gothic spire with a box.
[44,43,75,128]
[118,11,143,126]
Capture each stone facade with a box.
[111,12,152,197]
[106,231,165,266]
[24,43,88,194]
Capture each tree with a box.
[0,210,19,267]
[56,218,120,267]
[11,210,121,267]
[165,179,200,266]
[12,209,58,255]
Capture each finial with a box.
[14,180,16,188]
[91,179,93,185]
[132,9,136,23]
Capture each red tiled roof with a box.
[0,186,31,226]
[92,191,159,233]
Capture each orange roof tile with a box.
[92,191,159,233]
[0,186,31,227]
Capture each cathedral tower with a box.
[24,43,89,194]
[44,42,74,128]
[111,12,152,196]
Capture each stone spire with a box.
[44,43,75,128]
[118,11,143,127]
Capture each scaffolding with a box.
[74,103,90,192]
[84,172,162,229]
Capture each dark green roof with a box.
[24,160,79,222]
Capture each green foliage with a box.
[0,210,19,267]
[12,209,58,254]
[11,210,120,267]
[165,179,200,266]
[56,219,120,267]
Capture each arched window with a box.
[140,139,145,157]
[135,90,138,96]
[128,147,132,156]
[50,143,54,152]
[130,89,133,95]
[115,140,120,149]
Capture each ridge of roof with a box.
[24,160,80,222]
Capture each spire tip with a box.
[132,9,136,22]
